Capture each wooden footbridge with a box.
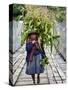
[9,44,66,86]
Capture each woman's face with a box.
[30,34,37,40]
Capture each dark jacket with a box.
[26,42,45,62]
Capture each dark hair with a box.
[27,32,39,40]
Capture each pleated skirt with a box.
[26,54,44,75]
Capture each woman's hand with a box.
[32,40,40,49]
[32,40,36,44]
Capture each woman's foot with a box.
[37,74,40,84]
[31,74,36,85]
[33,81,36,85]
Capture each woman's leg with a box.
[37,74,40,84]
[31,74,35,84]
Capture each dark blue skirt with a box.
[26,54,44,75]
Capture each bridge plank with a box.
[15,46,66,85]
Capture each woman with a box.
[25,32,45,84]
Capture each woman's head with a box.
[27,32,38,41]
[30,34,37,40]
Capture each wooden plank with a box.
[46,64,56,84]
[16,81,33,86]
[46,54,62,83]
[15,46,66,85]
[52,56,66,80]
[13,54,23,65]
[13,57,24,73]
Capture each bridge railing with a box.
[9,44,26,86]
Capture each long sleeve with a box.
[26,42,33,52]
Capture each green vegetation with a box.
[40,56,49,66]
[13,4,27,20]
[22,5,60,52]
[12,4,66,65]
[47,6,66,22]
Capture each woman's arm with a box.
[35,42,40,49]
[26,42,34,52]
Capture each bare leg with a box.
[37,74,40,84]
[31,74,35,84]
